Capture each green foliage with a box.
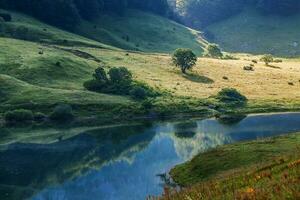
[0,89,6,101]
[83,79,106,92]
[216,88,247,103]
[222,54,238,60]
[4,109,33,124]
[84,66,158,100]
[130,86,147,100]
[34,112,47,122]
[50,104,74,122]
[274,59,283,63]
[260,54,274,65]
[108,67,133,84]
[93,67,108,82]
[141,99,154,109]
[0,13,11,22]
[172,48,197,73]
[205,44,223,58]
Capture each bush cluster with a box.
[4,109,34,124]
[0,13,11,22]
[84,66,158,100]
[50,104,74,122]
[3,104,75,125]
[216,88,247,103]
[204,44,223,58]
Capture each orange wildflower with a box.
[246,187,255,194]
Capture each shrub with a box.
[274,59,283,63]
[34,112,47,122]
[83,79,107,92]
[4,109,34,124]
[50,104,74,122]
[93,67,108,82]
[243,66,254,71]
[222,54,238,60]
[172,48,197,73]
[142,99,154,109]
[216,88,247,103]
[0,90,6,101]
[108,67,132,84]
[84,66,160,98]
[0,13,12,22]
[130,86,147,100]
[205,44,223,58]
[260,54,274,65]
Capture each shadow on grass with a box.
[182,73,214,84]
[266,64,281,69]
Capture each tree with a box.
[172,48,197,73]
[93,67,108,82]
[205,44,223,58]
[108,67,132,83]
[260,54,273,65]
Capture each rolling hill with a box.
[0,8,300,121]
[206,8,300,56]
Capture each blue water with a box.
[1,112,300,200]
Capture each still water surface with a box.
[1,112,300,200]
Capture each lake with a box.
[1,112,300,200]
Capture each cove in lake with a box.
[1,112,300,200]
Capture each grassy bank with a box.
[165,133,300,199]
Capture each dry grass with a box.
[84,48,300,101]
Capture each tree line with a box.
[173,0,300,28]
[0,0,172,30]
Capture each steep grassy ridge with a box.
[0,9,206,54]
[0,9,110,48]
[76,10,206,55]
[206,8,300,56]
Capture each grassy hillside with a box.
[0,8,300,122]
[76,10,206,55]
[164,133,300,199]
[0,9,111,49]
[0,9,206,55]
[206,8,300,56]
[83,48,300,101]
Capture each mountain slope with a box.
[0,9,206,54]
[0,9,112,49]
[0,8,300,120]
[76,10,206,55]
[206,8,300,56]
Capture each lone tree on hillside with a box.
[260,54,274,65]
[172,48,197,73]
[205,44,223,58]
